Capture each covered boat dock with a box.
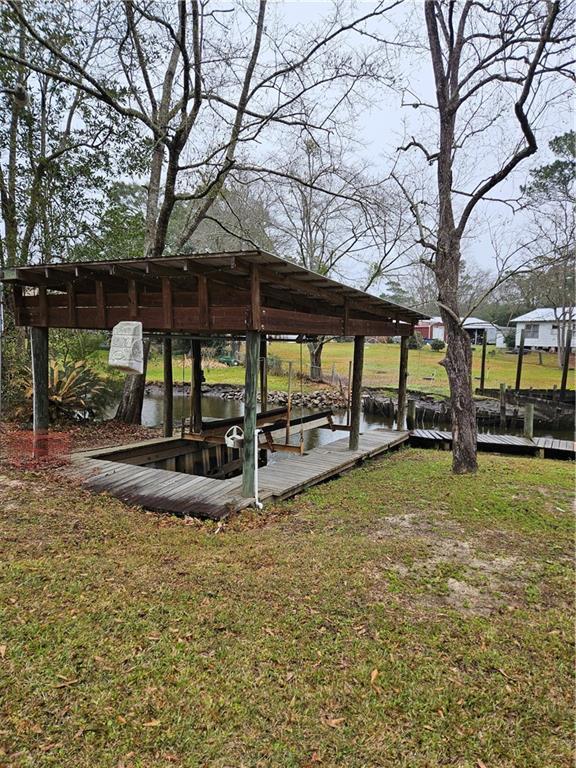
[2,250,425,517]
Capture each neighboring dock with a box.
[409,429,575,459]
[64,429,410,519]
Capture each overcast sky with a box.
[275,1,574,273]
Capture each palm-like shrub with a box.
[14,361,111,423]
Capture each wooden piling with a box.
[190,339,202,433]
[30,326,49,457]
[523,402,534,439]
[242,330,259,498]
[479,330,487,391]
[560,328,572,395]
[515,329,525,390]
[397,335,409,430]
[407,399,416,429]
[349,335,365,450]
[499,383,507,429]
[163,333,173,437]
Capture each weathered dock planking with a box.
[410,429,575,458]
[63,429,410,519]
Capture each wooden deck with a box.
[410,429,575,458]
[63,429,410,519]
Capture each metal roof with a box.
[511,308,575,323]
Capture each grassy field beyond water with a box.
[136,341,574,397]
[0,448,573,767]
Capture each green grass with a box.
[98,342,573,397]
[0,450,573,767]
[264,342,574,395]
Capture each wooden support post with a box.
[190,340,202,434]
[515,329,525,390]
[30,326,49,457]
[349,335,365,450]
[523,402,534,439]
[38,286,48,326]
[397,335,409,430]
[259,334,268,412]
[346,360,352,426]
[95,280,106,327]
[197,275,209,329]
[12,284,23,325]
[499,383,507,429]
[479,330,487,391]
[163,333,173,437]
[242,330,259,498]
[162,277,173,329]
[128,279,138,320]
[251,264,261,330]
[66,282,77,327]
[560,328,572,394]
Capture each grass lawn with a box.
[133,342,574,397]
[0,449,573,767]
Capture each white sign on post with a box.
[108,321,144,374]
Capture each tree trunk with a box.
[440,313,478,473]
[308,341,324,381]
[114,338,151,424]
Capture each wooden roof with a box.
[2,250,427,336]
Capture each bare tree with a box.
[522,131,575,363]
[0,4,122,270]
[255,136,414,378]
[393,0,573,473]
[383,258,493,318]
[2,0,402,421]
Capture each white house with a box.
[415,316,500,344]
[511,308,576,350]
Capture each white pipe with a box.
[254,428,263,509]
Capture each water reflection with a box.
[140,392,394,453]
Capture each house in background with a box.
[413,317,444,341]
[511,308,576,350]
[414,316,500,345]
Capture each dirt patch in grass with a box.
[369,508,569,616]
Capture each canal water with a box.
[135,392,573,444]
[139,392,392,452]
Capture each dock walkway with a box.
[409,429,575,458]
[64,429,409,519]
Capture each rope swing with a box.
[180,341,186,438]
[299,340,304,452]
